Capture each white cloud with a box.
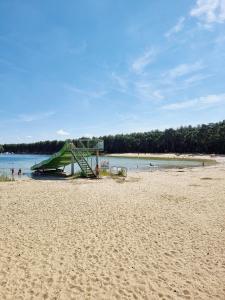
[111,61,207,105]
[164,61,204,80]
[131,48,156,74]
[165,17,185,38]
[56,129,70,136]
[190,0,225,24]
[18,111,55,122]
[162,93,225,110]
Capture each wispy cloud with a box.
[56,129,70,136]
[131,48,157,74]
[111,72,128,92]
[165,17,185,38]
[18,111,55,122]
[135,81,164,102]
[64,84,107,99]
[190,0,225,25]
[184,73,212,85]
[164,61,204,80]
[162,93,225,110]
[111,60,207,104]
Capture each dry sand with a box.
[0,162,225,299]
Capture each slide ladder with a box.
[73,149,96,178]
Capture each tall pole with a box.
[96,150,99,165]
[96,150,99,177]
[71,154,75,176]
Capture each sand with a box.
[107,153,222,162]
[0,161,225,299]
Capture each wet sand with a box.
[0,162,225,299]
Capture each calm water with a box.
[0,154,202,178]
[0,154,49,177]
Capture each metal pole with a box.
[96,150,99,177]
[71,154,75,175]
[96,150,99,166]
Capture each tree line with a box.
[1,120,225,155]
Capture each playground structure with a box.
[31,139,104,178]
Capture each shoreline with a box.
[106,153,223,164]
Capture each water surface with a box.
[0,154,202,178]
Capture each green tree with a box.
[2,120,225,155]
[0,145,4,153]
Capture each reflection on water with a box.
[0,154,202,178]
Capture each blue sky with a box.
[0,0,225,143]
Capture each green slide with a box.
[31,140,103,178]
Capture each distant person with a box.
[202,161,205,167]
[18,168,22,176]
[95,164,99,178]
[11,168,14,176]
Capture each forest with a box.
[1,120,225,155]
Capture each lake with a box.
[0,154,203,178]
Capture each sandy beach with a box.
[107,153,221,163]
[0,160,225,299]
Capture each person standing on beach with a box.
[11,168,14,176]
[95,164,99,178]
